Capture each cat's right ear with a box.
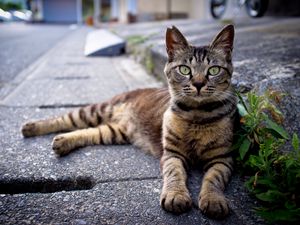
[210,24,234,55]
[166,26,189,61]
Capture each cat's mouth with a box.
[191,89,214,97]
[182,90,213,100]
[183,85,215,98]
[194,92,213,99]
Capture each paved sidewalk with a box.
[1,18,298,224]
[0,23,72,97]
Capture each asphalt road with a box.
[0,22,72,85]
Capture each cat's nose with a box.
[192,81,205,92]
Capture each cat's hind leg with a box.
[21,104,103,137]
[52,123,129,155]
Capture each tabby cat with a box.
[21,25,237,219]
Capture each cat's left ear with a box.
[166,26,189,60]
[210,24,234,54]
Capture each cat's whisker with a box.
[219,90,238,101]
[214,91,237,106]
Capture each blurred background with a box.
[1,0,300,25]
[1,0,300,99]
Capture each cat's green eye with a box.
[179,65,191,75]
[208,66,220,76]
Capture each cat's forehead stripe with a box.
[188,56,194,64]
[191,47,208,63]
[190,56,197,65]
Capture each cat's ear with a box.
[210,24,234,54]
[166,26,189,60]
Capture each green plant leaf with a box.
[285,201,297,210]
[235,91,249,113]
[244,176,255,190]
[286,158,295,169]
[126,35,148,45]
[237,103,248,117]
[247,92,260,112]
[231,135,246,151]
[239,137,251,160]
[255,190,286,203]
[248,155,263,169]
[255,177,277,189]
[265,117,289,139]
[292,133,299,151]
[256,208,300,222]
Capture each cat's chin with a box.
[185,95,214,105]
[187,92,214,102]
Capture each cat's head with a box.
[164,25,234,104]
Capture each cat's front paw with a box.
[199,192,229,219]
[21,122,38,137]
[160,190,192,214]
[52,135,73,156]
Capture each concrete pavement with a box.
[0,23,73,99]
[1,17,299,224]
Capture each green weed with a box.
[0,1,22,11]
[126,33,157,46]
[234,90,300,223]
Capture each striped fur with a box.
[21,25,237,219]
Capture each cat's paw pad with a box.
[52,135,72,156]
[21,122,38,137]
[199,193,229,219]
[160,190,192,214]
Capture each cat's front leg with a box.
[199,155,233,219]
[52,127,101,155]
[160,150,192,214]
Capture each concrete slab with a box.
[0,180,211,225]
[84,30,125,56]
[1,75,128,107]
[113,17,278,40]
[0,174,265,225]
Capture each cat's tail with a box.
[21,88,164,138]
[21,102,110,137]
